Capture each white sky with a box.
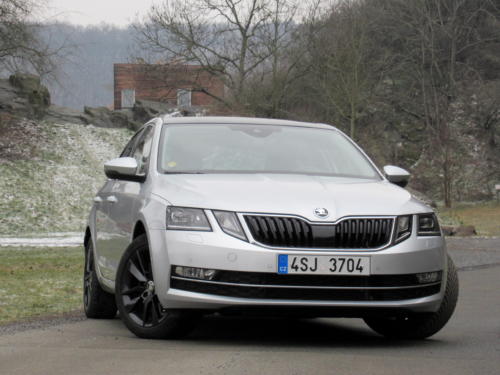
[42,0,328,27]
[44,0,160,26]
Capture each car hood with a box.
[153,174,430,221]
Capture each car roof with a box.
[160,116,337,131]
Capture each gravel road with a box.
[446,237,500,269]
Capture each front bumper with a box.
[148,213,447,314]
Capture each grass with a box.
[0,246,83,325]
[0,120,133,235]
[437,201,500,236]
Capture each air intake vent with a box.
[244,216,393,249]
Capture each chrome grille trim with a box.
[239,214,395,251]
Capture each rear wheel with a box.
[115,234,197,339]
[364,255,459,339]
[83,240,117,319]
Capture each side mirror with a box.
[104,157,144,182]
[383,165,410,188]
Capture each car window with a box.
[158,124,380,179]
[132,126,154,176]
[120,129,144,158]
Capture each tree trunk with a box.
[443,148,452,208]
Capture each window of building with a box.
[121,89,136,108]
[177,89,192,107]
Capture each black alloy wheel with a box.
[115,234,198,339]
[363,255,459,339]
[119,244,168,327]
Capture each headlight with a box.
[394,215,412,243]
[213,210,247,241]
[417,213,441,236]
[166,206,211,231]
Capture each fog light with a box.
[174,266,217,281]
[416,271,441,284]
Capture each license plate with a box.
[277,255,370,275]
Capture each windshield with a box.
[158,123,381,179]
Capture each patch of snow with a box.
[0,232,82,238]
[0,120,134,235]
[0,234,83,247]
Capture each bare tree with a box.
[0,0,58,76]
[136,0,315,112]
[303,0,388,139]
[377,0,500,206]
[242,0,303,117]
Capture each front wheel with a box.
[115,234,198,339]
[364,255,459,339]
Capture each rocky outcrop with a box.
[454,225,477,237]
[133,99,175,124]
[441,225,477,237]
[45,105,141,129]
[0,74,50,119]
[82,106,115,128]
[44,105,87,125]
[133,99,206,124]
[441,226,455,236]
[1,73,206,128]
[45,100,204,129]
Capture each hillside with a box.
[0,117,133,235]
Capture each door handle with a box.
[106,196,118,204]
[93,196,103,203]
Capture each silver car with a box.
[83,116,458,339]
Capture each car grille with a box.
[244,215,394,249]
[170,270,442,302]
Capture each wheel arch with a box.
[132,220,147,240]
[134,199,171,306]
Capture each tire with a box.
[364,255,459,339]
[115,234,198,339]
[83,240,117,319]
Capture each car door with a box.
[105,125,155,280]
[94,129,144,280]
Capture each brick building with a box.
[113,63,224,110]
